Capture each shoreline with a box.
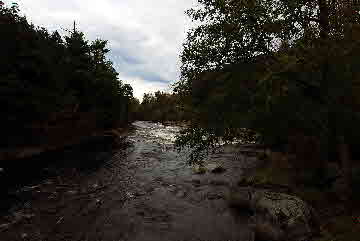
[0,126,130,162]
[232,148,360,241]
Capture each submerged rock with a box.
[228,187,319,241]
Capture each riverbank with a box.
[0,118,131,162]
[0,124,131,209]
[233,149,360,241]
[0,125,133,240]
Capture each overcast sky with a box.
[12,0,195,100]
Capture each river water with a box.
[0,121,260,241]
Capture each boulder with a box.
[228,187,319,241]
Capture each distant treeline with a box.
[0,4,134,148]
[132,91,188,123]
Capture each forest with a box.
[131,91,187,122]
[0,3,134,154]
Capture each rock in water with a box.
[211,166,226,174]
[206,163,226,174]
[228,188,319,241]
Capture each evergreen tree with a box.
[0,5,134,147]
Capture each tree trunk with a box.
[318,0,330,39]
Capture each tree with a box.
[0,4,134,147]
[175,0,360,169]
[135,92,186,122]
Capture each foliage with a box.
[135,91,187,122]
[175,0,360,163]
[0,4,133,147]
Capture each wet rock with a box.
[211,166,226,174]
[206,163,226,174]
[228,187,319,241]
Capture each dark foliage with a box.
[0,4,133,148]
[175,0,360,167]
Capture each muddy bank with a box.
[0,121,263,241]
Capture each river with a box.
[0,121,260,241]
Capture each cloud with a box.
[14,0,195,99]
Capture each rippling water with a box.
[131,121,182,145]
[1,121,259,241]
[115,121,257,241]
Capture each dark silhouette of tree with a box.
[175,0,360,171]
[0,4,134,147]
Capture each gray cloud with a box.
[14,0,195,99]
